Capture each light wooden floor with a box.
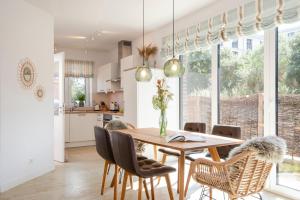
[0,146,292,200]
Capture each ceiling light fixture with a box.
[163,0,185,77]
[135,0,152,82]
[65,35,87,40]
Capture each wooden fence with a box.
[184,93,300,157]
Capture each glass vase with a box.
[159,110,167,137]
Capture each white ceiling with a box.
[26,0,217,51]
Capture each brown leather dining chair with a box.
[110,130,176,200]
[95,126,148,199]
[158,122,206,192]
[184,124,241,197]
[94,126,118,200]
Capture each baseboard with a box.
[0,164,54,193]
[65,140,95,148]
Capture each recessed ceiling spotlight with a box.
[65,35,87,40]
[100,30,117,34]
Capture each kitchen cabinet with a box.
[97,63,120,92]
[120,55,135,89]
[69,113,101,142]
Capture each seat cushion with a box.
[137,155,148,161]
[185,152,208,161]
[137,158,176,178]
[158,148,181,157]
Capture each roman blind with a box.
[65,60,94,78]
[161,0,300,58]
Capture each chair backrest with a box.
[184,122,206,133]
[110,131,139,175]
[228,151,273,196]
[94,126,115,163]
[212,125,241,159]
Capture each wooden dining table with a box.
[117,128,244,200]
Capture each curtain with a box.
[65,59,94,78]
[161,0,300,58]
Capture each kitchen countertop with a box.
[64,110,124,116]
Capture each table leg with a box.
[207,147,221,200]
[178,151,185,200]
[208,147,221,162]
[153,145,158,160]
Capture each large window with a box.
[180,49,211,133]
[219,33,264,139]
[277,22,300,191]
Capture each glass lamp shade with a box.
[135,65,152,82]
[163,57,185,77]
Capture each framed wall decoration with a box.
[18,58,36,89]
[34,85,45,101]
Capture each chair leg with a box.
[177,160,180,193]
[107,163,111,174]
[121,171,129,200]
[150,177,155,200]
[165,174,174,200]
[114,165,118,200]
[138,177,143,200]
[143,179,150,200]
[111,167,122,187]
[157,154,167,185]
[101,160,109,195]
[184,165,193,197]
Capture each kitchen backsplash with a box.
[93,91,124,110]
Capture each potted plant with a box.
[152,79,173,137]
[76,92,85,107]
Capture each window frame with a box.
[64,77,92,107]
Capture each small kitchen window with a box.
[64,60,94,107]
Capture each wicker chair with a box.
[188,150,273,200]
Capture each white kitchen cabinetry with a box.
[69,113,101,142]
[123,60,179,130]
[97,63,120,92]
[96,67,105,92]
[120,55,135,89]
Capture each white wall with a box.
[0,0,54,192]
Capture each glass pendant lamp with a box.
[163,0,185,77]
[135,0,152,82]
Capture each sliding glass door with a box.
[180,49,211,133]
[276,22,300,192]
[219,33,264,139]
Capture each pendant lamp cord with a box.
[142,0,145,65]
[172,0,175,58]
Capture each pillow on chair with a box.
[228,136,287,163]
[105,120,128,130]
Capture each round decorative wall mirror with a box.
[18,58,36,88]
[34,85,45,101]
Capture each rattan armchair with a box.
[187,150,273,200]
